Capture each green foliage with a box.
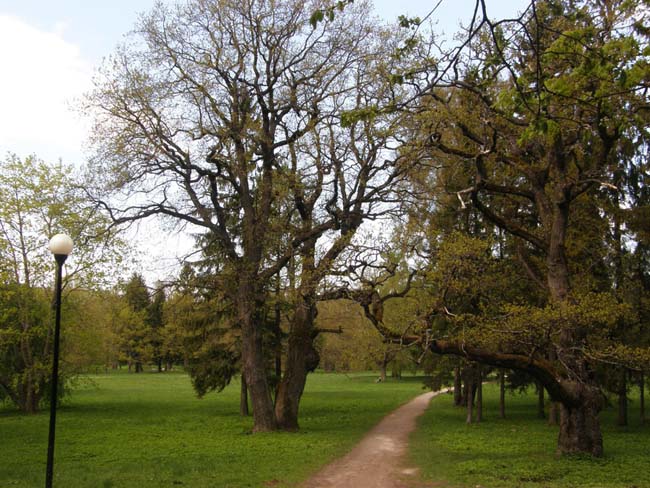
[110,275,176,373]
[0,285,52,410]
[116,307,151,368]
[316,300,384,372]
[113,274,155,371]
[0,154,124,411]
[188,348,237,397]
[460,292,632,351]
[147,284,166,369]
[163,277,241,396]
[340,105,380,127]
[160,293,193,367]
[309,1,354,28]
[404,0,650,411]
[124,274,150,312]
[61,289,121,373]
[397,15,421,29]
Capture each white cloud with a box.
[0,14,92,163]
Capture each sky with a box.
[0,0,528,281]
[0,0,529,165]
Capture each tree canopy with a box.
[0,154,123,412]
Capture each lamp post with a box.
[46,234,73,488]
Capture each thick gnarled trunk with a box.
[547,203,603,456]
[274,297,319,431]
[379,362,388,382]
[557,383,603,457]
[378,352,390,382]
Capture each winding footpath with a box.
[302,390,445,488]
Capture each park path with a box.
[301,390,445,488]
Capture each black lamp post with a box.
[46,234,73,488]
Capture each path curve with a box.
[302,390,445,488]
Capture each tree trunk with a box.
[613,204,628,428]
[18,379,40,414]
[239,281,277,432]
[547,350,559,425]
[476,367,483,423]
[274,297,319,431]
[547,203,603,456]
[499,370,506,419]
[24,374,37,414]
[391,362,402,379]
[557,383,603,457]
[640,371,645,425]
[379,358,388,383]
[240,373,249,417]
[23,395,39,414]
[274,301,282,400]
[617,368,628,427]
[454,366,463,407]
[537,381,545,419]
[548,403,559,425]
[466,382,474,424]
[465,367,476,424]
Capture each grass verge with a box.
[409,384,650,488]
[0,370,425,488]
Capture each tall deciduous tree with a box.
[85,0,407,431]
[0,154,120,412]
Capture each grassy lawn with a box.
[410,384,650,488]
[0,370,425,488]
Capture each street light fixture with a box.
[46,234,73,488]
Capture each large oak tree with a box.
[85,0,409,431]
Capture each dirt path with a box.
[302,390,444,488]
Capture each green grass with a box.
[0,370,426,488]
[410,384,650,488]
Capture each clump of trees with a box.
[82,0,650,455]
[0,154,123,412]
[112,273,172,373]
[323,0,649,457]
